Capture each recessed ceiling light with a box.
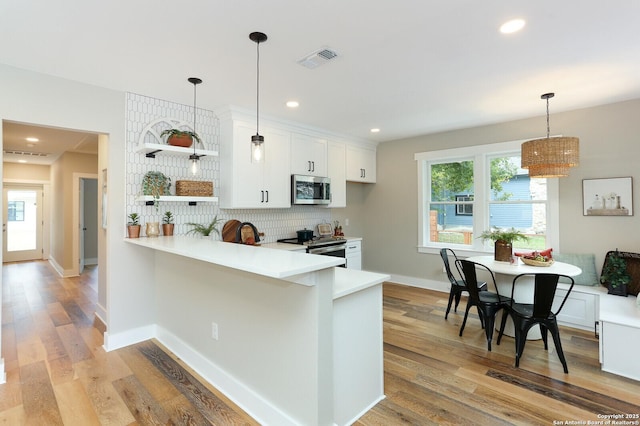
[500,19,525,34]
[18,159,27,163]
[286,101,299,108]
[26,137,39,142]
[370,128,380,133]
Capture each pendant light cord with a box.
[545,96,550,139]
[193,81,197,156]
[256,39,260,136]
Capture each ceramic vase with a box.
[146,222,160,238]
[494,240,512,262]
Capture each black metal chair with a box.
[456,259,511,351]
[496,273,575,373]
[440,248,487,319]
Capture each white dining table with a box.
[465,255,582,339]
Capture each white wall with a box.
[0,64,155,363]
[353,99,640,287]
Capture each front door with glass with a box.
[3,185,43,262]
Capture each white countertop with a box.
[125,236,344,279]
[333,268,389,299]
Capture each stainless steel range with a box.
[277,223,347,265]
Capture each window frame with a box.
[415,139,559,256]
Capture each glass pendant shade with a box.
[521,92,579,178]
[251,134,264,163]
[189,154,199,175]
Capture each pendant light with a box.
[188,77,203,175]
[250,31,267,163]
[521,93,579,178]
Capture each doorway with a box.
[2,185,43,262]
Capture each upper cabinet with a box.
[327,141,347,208]
[290,133,327,176]
[346,145,376,183]
[219,119,291,209]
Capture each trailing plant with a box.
[142,171,171,212]
[160,128,203,146]
[163,211,174,225]
[478,227,529,244]
[186,216,222,237]
[600,250,631,289]
[127,213,140,226]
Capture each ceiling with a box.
[2,1,640,164]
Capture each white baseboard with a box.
[48,257,77,277]
[103,324,155,352]
[94,303,107,326]
[0,358,5,384]
[156,325,300,426]
[386,273,449,293]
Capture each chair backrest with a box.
[456,259,499,300]
[511,273,575,318]
[440,248,460,285]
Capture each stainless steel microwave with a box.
[292,175,331,205]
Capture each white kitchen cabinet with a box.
[327,141,346,208]
[291,133,327,176]
[598,294,640,381]
[346,145,376,183]
[219,119,291,208]
[346,240,362,270]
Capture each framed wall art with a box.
[582,177,633,216]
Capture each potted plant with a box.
[142,171,171,212]
[600,250,631,296]
[186,216,222,238]
[479,227,529,262]
[160,128,203,148]
[162,211,175,236]
[127,213,141,238]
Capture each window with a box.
[415,140,559,254]
[8,201,25,221]
[455,195,473,216]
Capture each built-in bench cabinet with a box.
[598,294,640,381]
[553,284,607,331]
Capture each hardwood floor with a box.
[1,261,639,425]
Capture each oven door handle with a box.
[308,244,346,255]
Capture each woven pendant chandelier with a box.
[521,93,579,178]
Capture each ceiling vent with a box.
[3,150,50,157]
[297,47,338,69]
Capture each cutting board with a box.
[222,220,241,243]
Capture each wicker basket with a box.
[521,257,554,267]
[175,180,213,197]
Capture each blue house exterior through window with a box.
[442,173,533,229]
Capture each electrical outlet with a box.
[345,218,349,226]
[211,322,219,340]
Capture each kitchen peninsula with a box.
[123,236,388,426]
